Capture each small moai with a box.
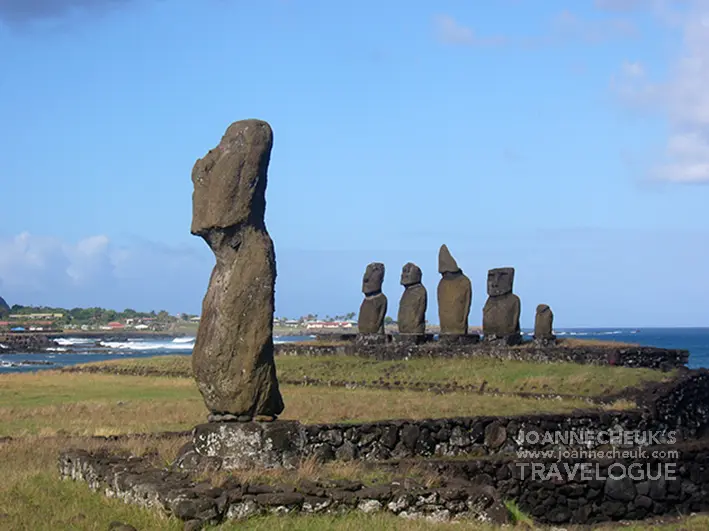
[397,262,428,342]
[534,304,556,343]
[357,262,388,340]
[437,244,475,343]
[482,267,522,345]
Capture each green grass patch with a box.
[72,354,674,397]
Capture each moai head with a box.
[191,120,273,238]
[362,262,385,295]
[400,262,422,287]
[536,304,551,316]
[487,267,515,297]
[438,244,461,275]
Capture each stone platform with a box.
[274,337,689,370]
[178,421,306,470]
[172,370,709,472]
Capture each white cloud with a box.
[611,0,709,182]
[433,14,508,46]
[433,14,474,45]
[594,0,647,11]
[434,11,637,49]
[621,60,645,77]
[552,9,638,41]
[0,232,211,312]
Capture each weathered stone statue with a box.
[482,267,521,345]
[358,262,387,334]
[534,304,556,342]
[190,119,284,421]
[398,262,427,335]
[437,245,472,337]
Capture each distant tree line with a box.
[274,312,357,322]
[6,305,193,326]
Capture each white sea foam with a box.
[553,330,626,337]
[46,347,68,352]
[172,337,196,344]
[0,360,27,368]
[53,337,94,346]
[99,340,194,351]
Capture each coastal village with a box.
[0,301,357,333]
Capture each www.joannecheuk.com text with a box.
[516,462,678,482]
[516,447,680,461]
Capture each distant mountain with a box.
[0,296,9,316]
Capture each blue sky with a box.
[1,0,708,327]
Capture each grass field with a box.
[69,354,674,397]
[0,370,599,437]
[0,353,701,530]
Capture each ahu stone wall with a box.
[274,340,689,370]
[59,450,512,529]
[381,439,709,525]
[171,370,709,470]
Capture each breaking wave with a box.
[98,340,195,351]
[53,337,95,346]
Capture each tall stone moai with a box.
[358,262,388,336]
[534,304,556,343]
[398,262,427,338]
[437,245,473,340]
[190,119,284,422]
[482,267,522,345]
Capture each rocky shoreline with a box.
[0,331,191,355]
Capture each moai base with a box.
[392,333,435,345]
[438,333,481,345]
[176,421,307,471]
[356,333,393,346]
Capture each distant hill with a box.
[0,296,9,316]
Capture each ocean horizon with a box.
[1,327,707,373]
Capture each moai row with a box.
[356,245,557,346]
[356,261,429,344]
[356,245,476,344]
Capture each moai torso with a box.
[358,262,387,334]
[398,262,427,334]
[436,245,472,335]
[482,267,521,342]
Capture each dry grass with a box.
[0,371,596,437]
[200,457,443,490]
[0,436,189,531]
[554,337,640,348]
[71,354,673,397]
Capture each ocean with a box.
[0,328,708,374]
